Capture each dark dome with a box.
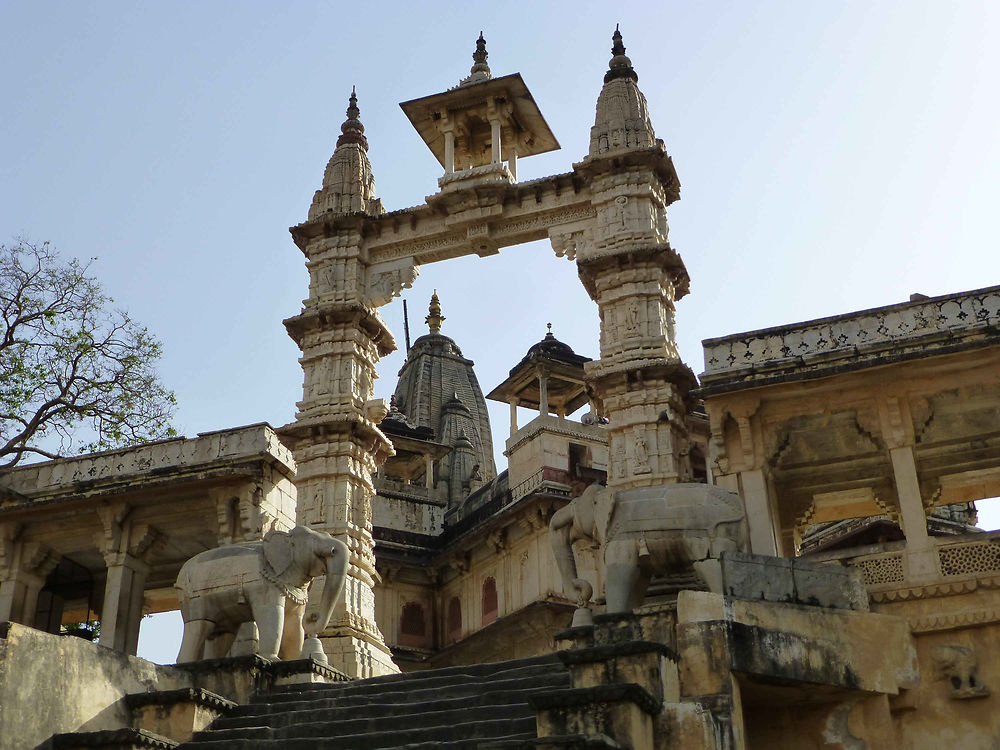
[512,327,591,375]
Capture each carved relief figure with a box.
[612,439,627,479]
[632,430,651,474]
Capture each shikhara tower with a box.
[281,28,695,676]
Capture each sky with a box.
[2,2,998,663]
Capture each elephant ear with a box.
[262,529,295,578]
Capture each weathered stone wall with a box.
[0,622,190,750]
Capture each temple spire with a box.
[605,24,638,83]
[588,25,656,157]
[307,87,383,220]
[460,31,492,86]
[426,290,445,333]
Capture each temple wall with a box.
[0,622,190,750]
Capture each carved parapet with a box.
[700,285,1000,392]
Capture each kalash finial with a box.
[605,24,638,84]
[336,85,369,150]
[426,290,446,333]
[460,31,492,86]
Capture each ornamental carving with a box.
[364,257,419,307]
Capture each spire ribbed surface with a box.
[589,26,657,157]
[392,294,496,482]
[308,88,384,219]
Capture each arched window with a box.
[447,597,462,642]
[399,602,427,647]
[482,576,498,625]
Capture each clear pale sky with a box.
[2,2,998,662]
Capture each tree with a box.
[0,239,176,469]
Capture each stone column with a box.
[490,118,502,163]
[537,368,550,416]
[739,469,779,557]
[890,446,937,579]
[564,27,694,493]
[283,232,407,677]
[424,453,435,489]
[508,397,519,436]
[444,130,455,174]
[572,170,693,492]
[99,552,150,654]
[0,527,59,626]
[95,510,166,655]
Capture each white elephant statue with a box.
[549,483,748,614]
[174,525,348,662]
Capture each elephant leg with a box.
[279,601,305,660]
[253,602,285,659]
[177,619,213,663]
[205,630,237,659]
[605,540,650,614]
[694,558,724,595]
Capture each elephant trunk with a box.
[549,506,592,606]
[307,538,349,638]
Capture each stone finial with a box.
[605,24,638,84]
[426,291,445,333]
[460,31,492,87]
[336,86,368,150]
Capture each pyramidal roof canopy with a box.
[400,33,559,170]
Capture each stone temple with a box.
[2,29,1000,750]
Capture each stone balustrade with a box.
[809,530,1000,588]
[701,285,1000,389]
[4,423,295,499]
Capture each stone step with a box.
[266,653,561,696]
[52,728,178,749]
[196,705,532,742]
[234,671,568,715]
[181,716,537,749]
[526,734,626,750]
[258,661,563,704]
[218,683,565,729]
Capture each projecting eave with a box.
[400,73,559,169]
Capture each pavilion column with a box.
[99,552,150,654]
[740,468,779,557]
[0,528,59,625]
[444,130,455,174]
[94,512,165,655]
[890,446,937,579]
[508,149,518,180]
[425,453,435,489]
[509,397,519,436]
[537,368,549,416]
[490,119,502,164]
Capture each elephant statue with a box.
[549,483,748,614]
[174,525,348,662]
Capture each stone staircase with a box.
[177,654,569,749]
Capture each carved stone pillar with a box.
[0,524,60,626]
[562,28,696,493]
[95,505,166,654]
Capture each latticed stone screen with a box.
[856,554,906,585]
[939,541,1000,577]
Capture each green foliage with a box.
[0,239,176,469]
